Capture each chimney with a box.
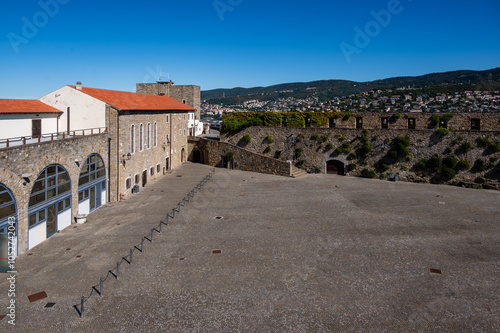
[76,81,82,90]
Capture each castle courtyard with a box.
[1,162,499,332]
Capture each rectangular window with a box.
[130,125,135,154]
[184,129,186,136]
[381,117,388,129]
[471,119,480,131]
[408,118,416,129]
[157,164,161,173]
[134,174,140,185]
[154,122,157,147]
[356,117,363,129]
[125,178,131,190]
[150,167,154,176]
[166,115,169,123]
[147,123,151,149]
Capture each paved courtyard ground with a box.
[1,162,499,332]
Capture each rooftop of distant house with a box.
[0,99,62,114]
[68,84,196,112]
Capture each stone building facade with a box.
[0,133,108,256]
[0,83,193,256]
[136,81,201,121]
[107,107,189,200]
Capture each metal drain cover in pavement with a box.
[44,302,56,308]
[28,291,48,303]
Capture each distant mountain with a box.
[202,68,500,104]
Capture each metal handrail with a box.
[0,127,108,149]
[74,168,216,318]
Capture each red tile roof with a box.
[0,99,63,114]
[68,86,195,111]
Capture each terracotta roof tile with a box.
[0,99,62,114]
[68,86,195,111]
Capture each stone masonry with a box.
[0,133,108,254]
[225,126,500,189]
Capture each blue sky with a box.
[0,0,499,98]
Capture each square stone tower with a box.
[136,81,201,121]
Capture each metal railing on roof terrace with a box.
[0,127,108,149]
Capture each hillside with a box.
[202,68,500,104]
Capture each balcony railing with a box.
[0,127,108,149]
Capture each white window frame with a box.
[139,124,144,152]
[130,124,135,155]
[147,123,151,149]
[153,122,157,147]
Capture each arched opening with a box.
[326,160,345,175]
[0,184,17,272]
[28,165,72,249]
[78,154,106,215]
[190,149,203,164]
[181,148,186,163]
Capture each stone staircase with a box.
[291,166,307,178]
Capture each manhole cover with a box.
[28,291,48,303]
[44,302,56,308]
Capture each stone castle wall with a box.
[196,138,292,177]
[0,133,109,253]
[224,127,500,190]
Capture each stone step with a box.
[291,166,307,178]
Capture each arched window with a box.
[130,124,135,154]
[153,122,157,147]
[28,165,72,245]
[139,124,144,152]
[78,154,106,214]
[147,123,151,149]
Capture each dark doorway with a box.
[326,160,345,175]
[32,119,41,138]
[165,157,170,171]
[221,156,228,168]
[329,118,336,128]
[192,150,203,163]
[142,170,147,187]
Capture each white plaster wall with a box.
[78,199,90,215]
[0,115,59,140]
[58,209,72,230]
[28,222,46,249]
[40,86,107,132]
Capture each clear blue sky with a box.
[1,0,499,98]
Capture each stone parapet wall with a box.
[198,138,291,177]
[224,127,500,190]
